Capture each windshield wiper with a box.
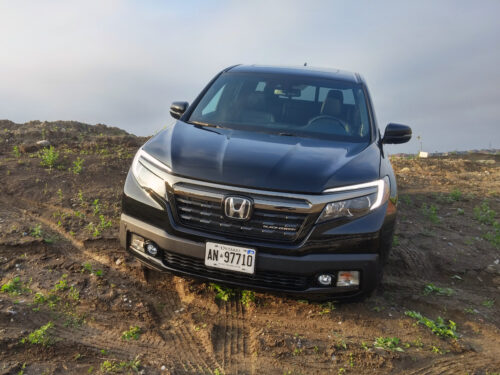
[188,120,224,129]
[277,132,299,137]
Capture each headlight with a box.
[318,177,390,223]
[131,149,169,199]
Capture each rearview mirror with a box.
[170,101,189,120]
[382,123,412,144]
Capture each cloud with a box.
[0,0,499,152]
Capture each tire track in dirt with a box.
[209,298,259,374]
[4,267,220,374]
[3,198,225,374]
[390,243,433,279]
[404,354,500,375]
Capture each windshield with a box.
[189,72,372,142]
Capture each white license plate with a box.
[205,242,256,274]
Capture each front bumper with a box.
[120,213,380,298]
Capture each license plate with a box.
[205,242,256,274]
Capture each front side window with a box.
[189,72,371,143]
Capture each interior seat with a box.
[238,92,275,123]
[321,90,344,118]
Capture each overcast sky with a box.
[1,1,499,153]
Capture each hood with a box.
[143,121,381,194]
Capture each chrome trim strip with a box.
[138,148,172,174]
[136,149,379,213]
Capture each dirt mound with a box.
[0,121,499,374]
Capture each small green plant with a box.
[82,262,93,273]
[21,322,54,346]
[392,235,400,247]
[292,347,302,356]
[374,337,404,352]
[12,145,21,158]
[32,291,60,310]
[423,283,454,296]
[17,362,26,375]
[457,208,465,215]
[474,200,496,225]
[99,214,112,229]
[33,292,46,304]
[214,369,222,375]
[69,286,80,301]
[1,276,30,295]
[449,188,463,201]
[31,224,43,238]
[335,338,347,350]
[411,337,424,348]
[52,274,69,292]
[482,299,495,308]
[72,157,84,174]
[422,203,440,224]
[100,358,140,373]
[430,345,443,354]
[211,283,235,302]
[81,262,103,277]
[92,199,100,215]
[122,326,141,341]
[74,210,85,218]
[400,195,412,206]
[483,221,500,248]
[100,349,109,355]
[405,311,457,339]
[77,190,85,206]
[240,290,255,307]
[57,188,63,201]
[193,323,207,331]
[39,146,59,169]
[319,301,336,315]
[464,307,477,314]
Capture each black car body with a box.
[119,65,411,300]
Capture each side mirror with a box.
[170,101,189,120]
[382,123,412,144]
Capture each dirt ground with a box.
[0,120,499,375]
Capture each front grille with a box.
[163,251,309,290]
[173,194,308,242]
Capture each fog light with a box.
[145,242,159,257]
[317,274,333,286]
[336,271,360,287]
[130,234,145,252]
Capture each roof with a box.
[227,64,362,84]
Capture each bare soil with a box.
[0,120,499,375]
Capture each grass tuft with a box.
[374,337,404,352]
[423,283,454,296]
[121,326,141,341]
[210,283,236,302]
[21,322,55,346]
[405,311,457,339]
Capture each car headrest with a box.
[321,90,344,117]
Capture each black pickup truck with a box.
[119,64,411,300]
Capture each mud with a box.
[0,120,499,374]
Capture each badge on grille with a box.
[224,196,252,220]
